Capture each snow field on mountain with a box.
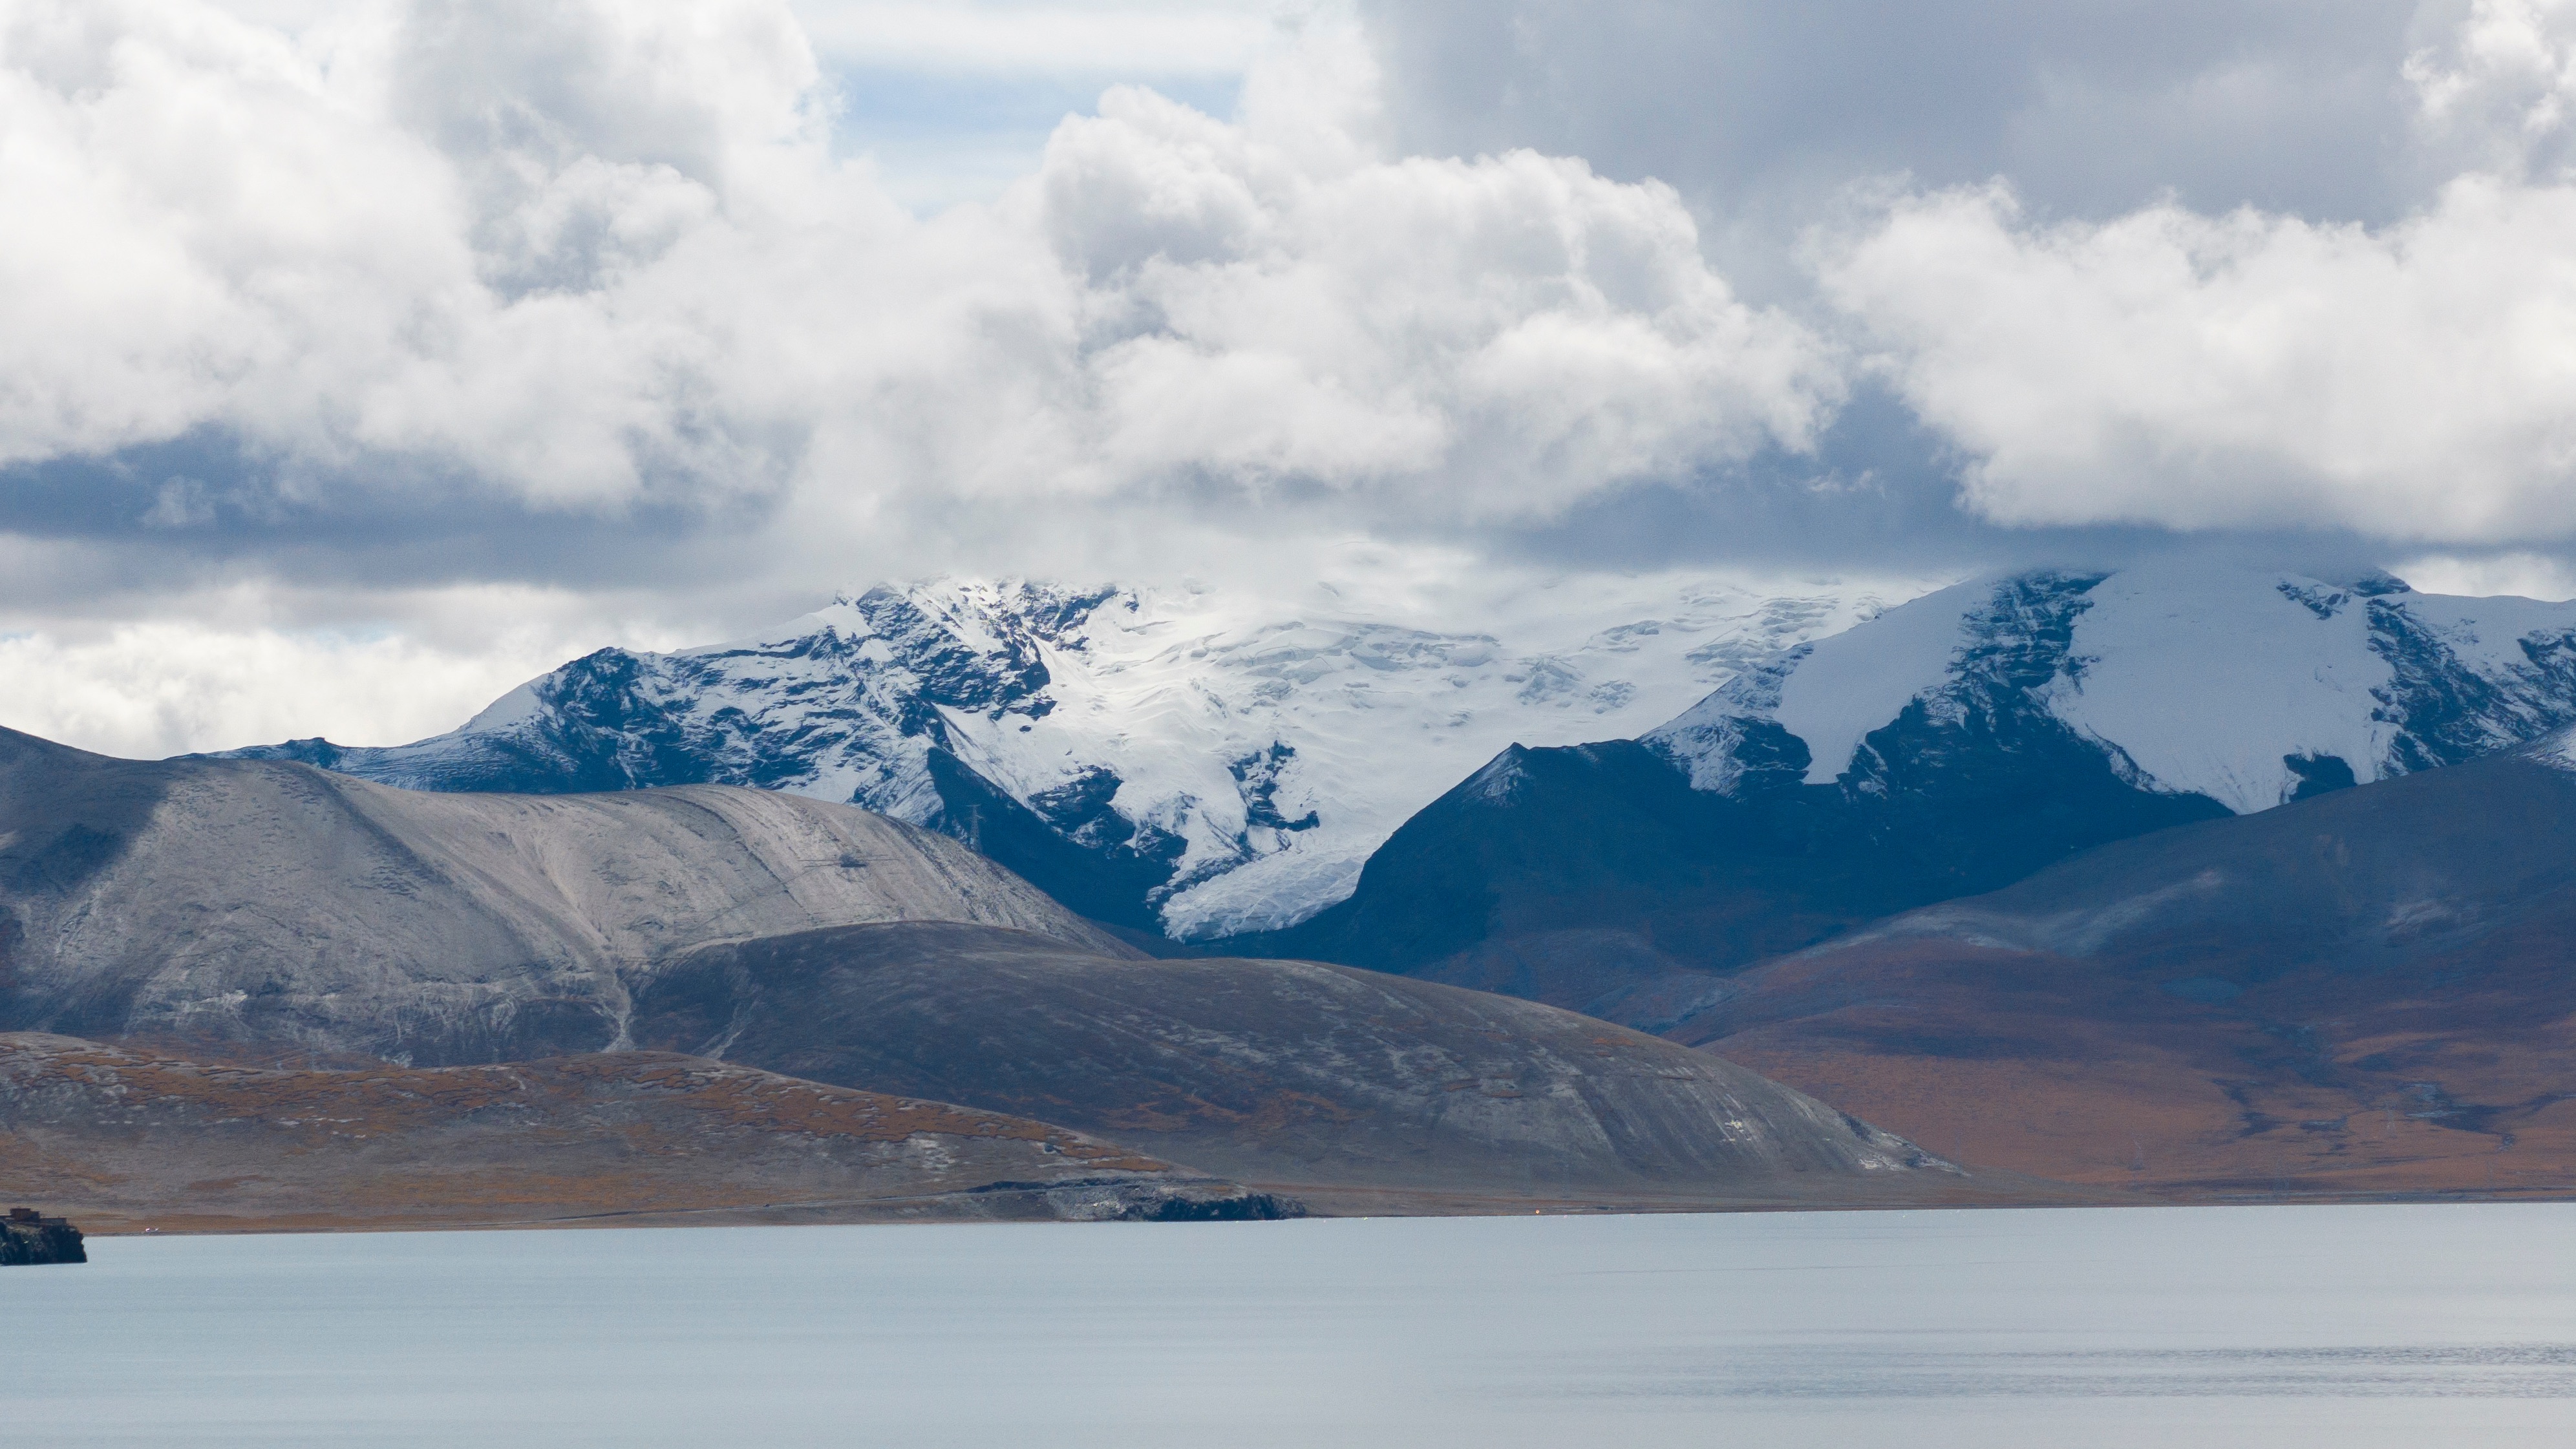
[904,575,1915,936]
[1770,578,1996,786]
[670,597,959,820]
[1666,556,2576,816]
[2044,560,2403,813]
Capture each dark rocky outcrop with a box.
[1,1206,84,1265]
[966,1178,1306,1222]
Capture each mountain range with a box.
[220,575,1900,938]
[1257,556,2576,1024]
[223,558,2576,976]
[19,553,2576,1220]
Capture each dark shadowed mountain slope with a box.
[1672,731,2576,1198]
[1235,717,2224,1030]
[623,920,2026,1211]
[0,726,1125,1063]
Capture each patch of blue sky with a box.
[788,1,1281,211]
[822,63,1244,213]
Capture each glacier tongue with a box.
[1769,576,2001,787]
[218,572,1919,938]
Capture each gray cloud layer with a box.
[1368,0,2576,547]
[1367,0,2435,241]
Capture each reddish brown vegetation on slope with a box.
[0,1032,1186,1232]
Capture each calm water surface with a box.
[6,1203,2573,1447]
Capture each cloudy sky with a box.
[9,0,2576,756]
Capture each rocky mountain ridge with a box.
[1650,557,2576,812]
[222,560,2576,954]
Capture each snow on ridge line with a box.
[1645,556,2576,816]
[2529,724,2576,775]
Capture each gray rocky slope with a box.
[632,920,1966,1203]
[0,726,1123,1063]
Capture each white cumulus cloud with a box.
[2409,0,2576,176]
[0,582,704,759]
[1819,176,2576,542]
[1813,0,2576,546]
[0,0,1836,527]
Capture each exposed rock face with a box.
[1676,731,2576,1198]
[626,920,1972,1206]
[0,1032,1273,1231]
[0,726,1128,1063]
[1,1205,83,1265]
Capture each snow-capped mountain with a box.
[1646,556,2576,814]
[1254,557,2576,1024]
[221,575,1908,936]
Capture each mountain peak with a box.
[1648,559,2576,817]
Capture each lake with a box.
[6,1203,2572,1446]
